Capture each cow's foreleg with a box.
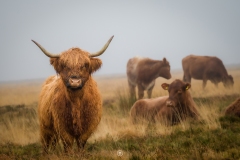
[50,134,58,151]
[60,133,74,153]
[137,84,144,99]
[185,74,191,83]
[128,80,136,100]
[202,79,207,89]
[40,126,56,154]
[183,74,186,82]
[76,138,87,152]
[147,85,154,98]
[40,132,51,154]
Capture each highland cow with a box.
[32,36,114,153]
[127,57,171,100]
[130,79,199,125]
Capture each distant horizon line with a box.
[1,63,239,84]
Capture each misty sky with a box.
[0,1,240,82]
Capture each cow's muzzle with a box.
[166,100,175,107]
[68,78,82,89]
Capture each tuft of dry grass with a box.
[0,104,39,145]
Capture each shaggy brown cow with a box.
[225,97,240,117]
[32,36,114,153]
[130,79,199,125]
[182,55,234,89]
[127,57,171,99]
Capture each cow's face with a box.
[161,79,191,107]
[32,36,113,91]
[50,48,102,91]
[223,75,234,88]
[159,58,171,79]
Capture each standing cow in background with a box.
[130,79,200,125]
[182,55,234,89]
[127,57,171,99]
[32,36,113,153]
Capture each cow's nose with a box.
[69,78,80,84]
[166,101,174,107]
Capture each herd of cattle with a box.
[127,54,236,126]
[32,36,239,154]
[127,55,234,100]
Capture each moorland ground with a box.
[0,67,240,160]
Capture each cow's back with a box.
[130,96,168,123]
[182,55,226,79]
[182,55,206,79]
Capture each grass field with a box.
[0,67,240,160]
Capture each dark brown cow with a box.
[182,55,234,89]
[32,36,113,153]
[225,97,240,117]
[130,79,199,125]
[127,57,171,99]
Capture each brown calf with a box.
[130,79,199,125]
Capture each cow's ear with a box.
[90,58,102,73]
[163,57,166,63]
[185,83,191,90]
[161,83,169,90]
[50,58,61,73]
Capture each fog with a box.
[0,1,240,82]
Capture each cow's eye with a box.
[84,63,89,69]
[80,63,89,70]
[61,64,67,69]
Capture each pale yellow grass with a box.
[0,80,42,106]
[0,68,240,145]
[1,68,239,106]
[90,101,223,144]
[89,114,147,143]
[0,117,39,144]
[90,67,240,143]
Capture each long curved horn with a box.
[31,40,60,58]
[89,35,114,57]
